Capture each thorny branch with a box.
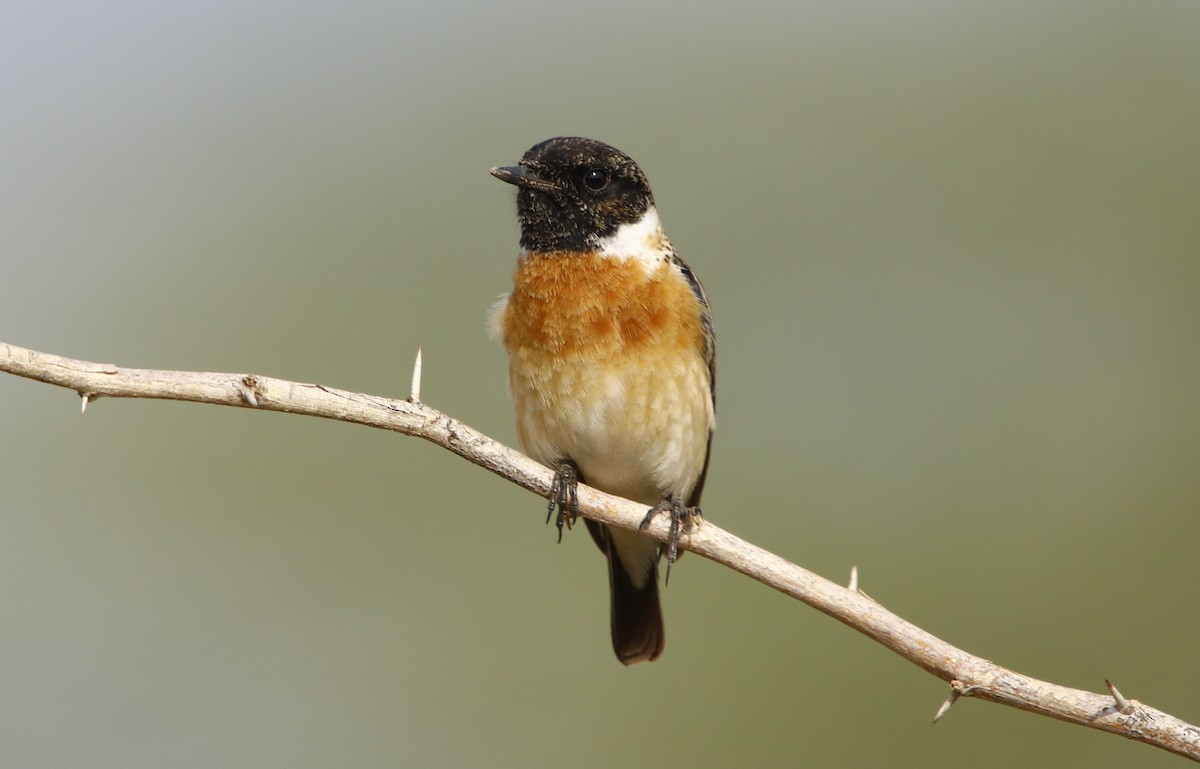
[2,340,1198,762]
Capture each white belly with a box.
[510,351,713,508]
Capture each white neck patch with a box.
[590,207,670,271]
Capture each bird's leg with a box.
[547,459,581,543]
[640,493,702,583]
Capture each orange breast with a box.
[498,250,713,503]
[501,250,705,363]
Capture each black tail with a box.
[586,520,664,664]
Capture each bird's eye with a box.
[582,169,609,191]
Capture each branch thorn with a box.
[932,686,961,724]
[847,564,873,599]
[239,376,261,407]
[79,392,92,415]
[934,680,985,724]
[1106,679,1134,714]
[409,346,423,403]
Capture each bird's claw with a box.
[640,494,702,583]
[547,460,580,543]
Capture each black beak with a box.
[490,165,560,193]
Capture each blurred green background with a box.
[2,1,1198,767]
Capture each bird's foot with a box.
[547,459,581,543]
[640,493,702,582]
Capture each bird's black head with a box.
[491,137,656,252]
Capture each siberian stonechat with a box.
[490,137,715,664]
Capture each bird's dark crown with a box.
[491,137,656,252]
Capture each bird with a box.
[489,137,715,664]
